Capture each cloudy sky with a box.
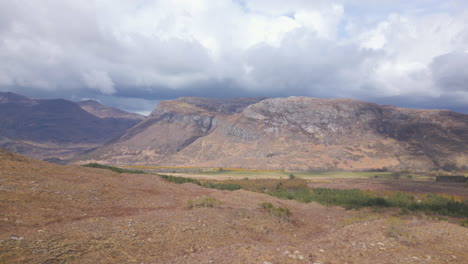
[1,0,468,114]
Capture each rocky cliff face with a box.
[76,96,468,171]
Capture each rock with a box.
[10,235,24,241]
[78,96,468,171]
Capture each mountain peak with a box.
[150,96,268,116]
[0,92,37,105]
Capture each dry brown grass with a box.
[1,149,467,263]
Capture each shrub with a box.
[83,163,145,174]
[259,202,292,221]
[202,182,241,191]
[158,174,201,185]
[459,219,468,227]
[270,188,468,217]
[187,197,221,209]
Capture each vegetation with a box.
[83,163,145,174]
[271,188,468,217]
[201,178,308,193]
[202,182,242,191]
[459,219,468,227]
[158,174,202,185]
[159,174,242,191]
[187,197,221,209]
[83,164,244,193]
[258,202,292,221]
[83,164,467,218]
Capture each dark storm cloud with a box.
[431,52,468,92]
[243,28,384,98]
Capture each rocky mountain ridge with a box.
[77,96,468,171]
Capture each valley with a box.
[3,2,468,263]
[1,94,467,263]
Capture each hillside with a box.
[0,92,143,161]
[77,96,468,171]
[78,99,145,121]
[1,149,467,263]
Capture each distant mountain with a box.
[0,92,144,161]
[0,92,37,105]
[78,100,145,120]
[76,96,468,171]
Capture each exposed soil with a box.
[1,149,467,263]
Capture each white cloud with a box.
[0,0,467,112]
[82,70,115,95]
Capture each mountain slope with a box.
[1,149,467,263]
[77,96,468,171]
[78,99,145,120]
[0,92,143,160]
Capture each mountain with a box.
[78,99,145,120]
[76,96,468,171]
[0,92,143,161]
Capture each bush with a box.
[158,176,242,191]
[83,163,145,174]
[259,202,292,220]
[459,219,468,227]
[202,182,242,191]
[158,174,201,185]
[187,197,221,209]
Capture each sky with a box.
[0,0,467,115]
